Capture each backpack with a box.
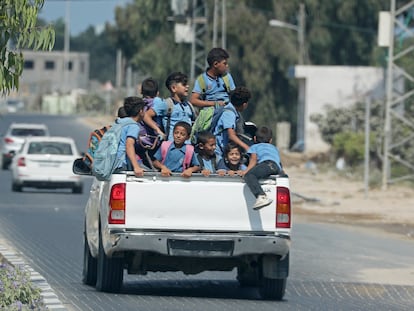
[137,97,161,150]
[92,118,137,181]
[160,141,195,171]
[83,125,111,169]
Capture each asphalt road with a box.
[0,113,413,310]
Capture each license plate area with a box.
[167,239,234,257]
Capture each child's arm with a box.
[152,160,172,176]
[227,128,249,151]
[143,109,166,139]
[126,137,144,177]
[190,93,225,109]
[181,165,200,178]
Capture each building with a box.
[293,65,384,154]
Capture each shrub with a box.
[0,263,45,310]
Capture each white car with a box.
[1,123,50,170]
[11,136,83,193]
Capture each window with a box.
[44,60,55,70]
[24,60,34,69]
[67,61,73,71]
[80,61,85,73]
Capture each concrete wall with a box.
[294,66,384,153]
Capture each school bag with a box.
[197,73,231,100]
[160,141,195,171]
[83,125,111,169]
[92,118,137,181]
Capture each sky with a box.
[39,0,132,35]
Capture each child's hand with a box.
[161,167,172,177]
[201,169,211,177]
[238,170,246,177]
[181,168,193,178]
[134,166,144,177]
[217,169,226,176]
[227,170,236,176]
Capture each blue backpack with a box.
[92,118,137,181]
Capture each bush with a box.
[0,263,45,310]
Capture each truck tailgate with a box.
[123,175,283,232]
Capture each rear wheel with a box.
[237,263,260,287]
[2,159,9,170]
[95,227,124,293]
[259,277,287,300]
[82,233,97,286]
[258,254,289,300]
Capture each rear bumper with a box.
[104,230,291,258]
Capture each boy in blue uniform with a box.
[195,130,223,177]
[115,97,147,177]
[240,126,283,210]
[153,121,200,178]
[213,86,251,157]
[190,47,236,108]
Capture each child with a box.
[212,86,251,157]
[240,126,283,210]
[190,47,236,108]
[114,97,147,177]
[195,130,223,177]
[217,141,247,176]
[152,121,200,178]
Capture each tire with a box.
[72,185,83,194]
[12,182,22,192]
[95,227,124,293]
[2,159,9,170]
[82,233,97,286]
[259,277,287,301]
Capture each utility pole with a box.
[63,0,70,93]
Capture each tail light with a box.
[17,157,26,167]
[276,186,291,228]
[109,183,126,224]
[4,137,14,144]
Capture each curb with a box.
[0,243,67,311]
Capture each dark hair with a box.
[207,47,229,67]
[165,72,188,92]
[255,126,273,143]
[230,86,251,107]
[141,77,158,97]
[196,130,215,145]
[123,96,146,117]
[117,106,127,118]
[173,121,192,136]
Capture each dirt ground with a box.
[283,152,414,240]
[79,116,414,239]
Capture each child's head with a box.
[224,141,243,168]
[255,126,273,143]
[207,47,230,76]
[141,77,159,97]
[230,86,251,110]
[123,96,146,119]
[165,72,189,99]
[172,121,191,146]
[196,130,216,157]
[117,106,127,118]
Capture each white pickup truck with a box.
[81,171,292,300]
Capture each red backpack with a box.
[160,141,194,171]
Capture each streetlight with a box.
[269,3,306,151]
[268,3,305,65]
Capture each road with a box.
[0,113,413,310]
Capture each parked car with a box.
[6,99,25,113]
[10,136,83,193]
[1,123,50,170]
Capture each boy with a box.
[240,126,283,210]
[212,86,251,157]
[114,96,147,177]
[145,72,195,141]
[190,47,236,108]
[152,121,200,178]
[195,130,223,177]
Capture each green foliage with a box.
[332,131,375,166]
[0,0,55,94]
[0,263,44,310]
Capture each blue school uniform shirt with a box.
[196,153,222,173]
[192,72,236,102]
[152,97,194,141]
[154,143,200,172]
[116,117,140,169]
[247,143,282,170]
[212,102,239,157]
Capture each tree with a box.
[0,0,55,94]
